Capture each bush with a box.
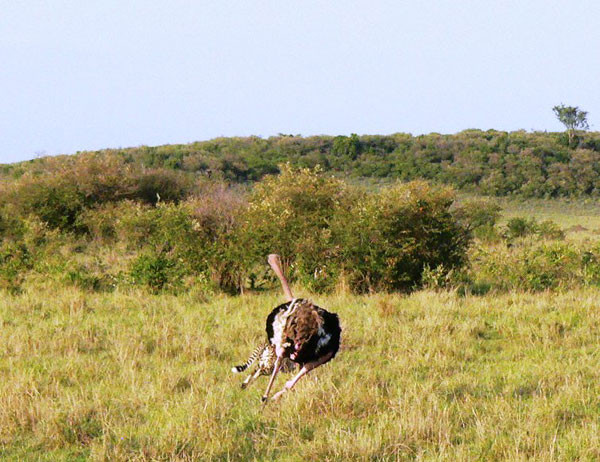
[131,168,194,205]
[453,198,502,230]
[241,164,349,292]
[0,241,32,293]
[242,168,471,293]
[0,154,196,237]
[453,198,503,242]
[469,242,593,292]
[505,217,538,239]
[503,216,564,241]
[186,181,246,292]
[582,249,600,286]
[130,251,186,292]
[117,201,205,257]
[70,153,136,203]
[10,175,88,232]
[77,202,128,242]
[334,181,471,292]
[537,220,565,240]
[118,182,246,293]
[0,205,26,241]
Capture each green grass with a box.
[2,196,600,460]
[496,197,600,242]
[2,286,600,461]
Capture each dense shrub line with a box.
[0,166,471,294]
[1,161,597,295]
[0,154,194,233]
[5,129,600,197]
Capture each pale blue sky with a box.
[1,0,599,164]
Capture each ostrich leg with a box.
[261,356,282,403]
[271,351,334,401]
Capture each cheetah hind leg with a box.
[241,367,263,389]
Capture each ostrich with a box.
[261,254,341,402]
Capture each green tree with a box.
[332,134,361,163]
[553,104,589,146]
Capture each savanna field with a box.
[2,285,600,460]
[1,201,600,461]
[3,138,600,460]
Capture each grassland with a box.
[1,199,600,461]
[497,197,600,242]
[2,284,600,461]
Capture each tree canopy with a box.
[553,104,590,146]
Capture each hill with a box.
[3,129,600,197]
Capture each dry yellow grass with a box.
[1,285,600,461]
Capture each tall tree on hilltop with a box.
[553,104,589,147]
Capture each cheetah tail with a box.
[231,342,267,374]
